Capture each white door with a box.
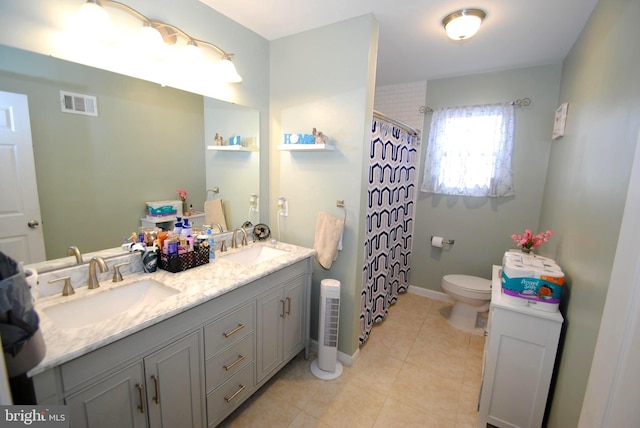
[0,91,45,264]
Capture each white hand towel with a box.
[313,211,345,269]
[204,199,228,231]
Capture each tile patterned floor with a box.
[219,294,485,427]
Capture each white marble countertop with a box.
[29,242,315,376]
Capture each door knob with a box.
[27,220,40,229]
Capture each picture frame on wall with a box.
[552,102,569,140]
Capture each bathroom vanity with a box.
[478,265,563,428]
[28,242,314,428]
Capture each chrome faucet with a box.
[231,228,248,249]
[88,256,108,289]
[67,246,83,264]
[210,222,227,252]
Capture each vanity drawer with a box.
[206,362,255,427]
[204,301,255,360]
[205,332,254,393]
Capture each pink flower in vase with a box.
[177,188,188,201]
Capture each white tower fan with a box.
[310,279,343,380]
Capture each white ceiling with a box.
[199,0,598,86]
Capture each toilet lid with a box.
[443,274,491,292]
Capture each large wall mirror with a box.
[0,44,261,260]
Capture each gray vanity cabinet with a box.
[66,363,146,428]
[256,275,307,383]
[32,256,313,428]
[66,332,203,428]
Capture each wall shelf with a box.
[278,144,334,152]
[207,145,253,152]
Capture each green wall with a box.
[541,0,640,425]
[412,64,562,290]
[0,46,204,258]
[270,15,378,356]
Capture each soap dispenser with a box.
[173,217,183,236]
[181,218,192,238]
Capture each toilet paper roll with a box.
[431,236,444,248]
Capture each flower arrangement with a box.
[511,228,554,251]
[177,188,188,201]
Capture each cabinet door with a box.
[66,363,147,428]
[144,332,203,428]
[256,288,284,382]
[283,278,306,361]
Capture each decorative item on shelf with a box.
[214,133,223,146]
[511,228,554,253]
[177,188,188,215]
[312,127,329,145]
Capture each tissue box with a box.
[501,251,564,312]
[146,200,182,217]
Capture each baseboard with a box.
[407,285,453,303]
[309,340,360,367]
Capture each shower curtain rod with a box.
[373,110,420,137]
[419,97,532,114]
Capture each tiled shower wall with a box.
[374,81,428,134]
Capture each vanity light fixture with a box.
[76,0,242,83]
[442,8,486,41]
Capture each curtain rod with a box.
[419,97,532,114]
[373,110,420,137]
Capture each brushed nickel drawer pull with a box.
[223,354,246,371]
[286,297,291,315]
[223,324,245,338]
[151,375,160,404]
[280,300,286,318]
[135,383,145,413]
[224,384,246,403]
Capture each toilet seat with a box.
[442,275,491,293]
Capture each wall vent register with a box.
[60,90,98,116]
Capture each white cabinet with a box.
[256,275,307,383]
[67,332,203,428]
[140,213,206,230]
[478,265,563,428]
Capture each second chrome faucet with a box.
[88,257,108,289]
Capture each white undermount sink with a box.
[221,245,287,266]
[42,279,179,329]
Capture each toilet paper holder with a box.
[431,236,455,245]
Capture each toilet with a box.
[441,274,492,333]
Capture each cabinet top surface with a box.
[30,242,315,376]
[491,265,564,323]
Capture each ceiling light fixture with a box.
[442,8,486,41]
[76,0,242,83]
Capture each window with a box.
[420,103,515,197]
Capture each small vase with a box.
[521,248,532,254]
[182,200,188,216]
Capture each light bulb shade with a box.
[74,0,115,40]
[442,9,486,40]
[181,40,205,66]
[136,24,167,58]
[217,57,242,83]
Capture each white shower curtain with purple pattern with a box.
[360,117,419,344]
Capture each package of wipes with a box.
[501,251,564,312]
